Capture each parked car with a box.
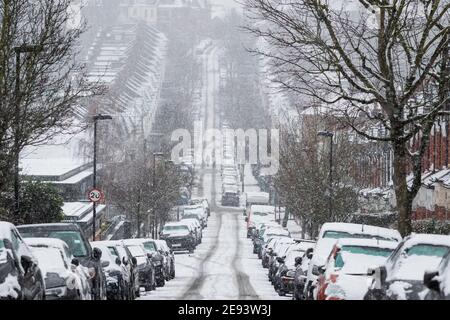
[155,240,175,280]
[365,234,450,300]
[304,223,402,300]
[262,237,283,268]
[254,226,290,258]
[125,239,166,287]
[246,205,276,238]
[181,218,202,244]
[0,222,45,300]
[160,222,197,253]
[268,239,295,283]
[91,242,127,300]
[94,240,138,299]
[424,250,450,300]
[189,198,210,217]
[273,240,316,296]
[17,223,107,300]
[316,238,397,300]
[25,238,91,300]
[182,205,207,228]
[122,240,155,291]
[293,248,315,300]
[221,188,240,207]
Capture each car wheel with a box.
[189,248,194,254]
[278,289,286,297]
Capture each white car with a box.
[25,238,91,300]
[305,222,402,300]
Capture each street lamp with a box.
[318,130,334,220]
[92,113,112,241]
[13,44,43,219]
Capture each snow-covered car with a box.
[161,221,197,253]
[91,242,127,300]
[268,238,295,283]
[222,187,240,207]
[181,218,202,244]
[0,222,45,300]
[17,223,107,300]
[189,198,210,217]
[424,250,450,300]
[293,247,315,300]
[316,238,397,300]
[124,239,166,287]
[122,241,156,291]
[182,205,207,228]
[245,205,276,238]
[261,237,283,268]
[25,238,91,300]
[254,226,290,257]
[365,234,450,300]
[304,222,402,300]
[154,240,175,280]
[273,240,316,297]
[93,240,138,299]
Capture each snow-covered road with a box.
[139,44,289,300]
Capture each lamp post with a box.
[13,44,42,219]
[152,152,164,238]
[92,114,112,241]
[318,130,334,220]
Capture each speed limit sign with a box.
[88,188,103,203]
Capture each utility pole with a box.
[92,114,112,241]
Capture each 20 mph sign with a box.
[88,189,103,203]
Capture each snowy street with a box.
[138,45,288,300]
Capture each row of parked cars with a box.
[161,198,210,254]
[220,122,242,207]
[246,205,450,300]
[0,221,178,300]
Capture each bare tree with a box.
[0,0,100,193]
[244,0,450,236]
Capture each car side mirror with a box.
[276,257,284,264]
[101,260,110,268]
[147,253,153,260]
[71,258,80,267]
[122,257,128,266]
[306,249,314,260]
[295,257,303,266]
[115,257,121,266]
[371,266,387,290]
[21,255,33,274]
[424,270,440,292]
[312,265,321,276]
[131,257,137,266]
[318,266,325,275]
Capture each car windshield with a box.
[335,246,394,268]
[323,230,393,242]
[142,241,157,252]
[107,246,119,258]
[164,225,189,232]
[406,244,449,257]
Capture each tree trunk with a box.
[392,141,413,237]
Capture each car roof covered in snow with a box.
[335,238,399,250]
[403,233,450,247]
[17,223,81,232]
[318,223,402,242]
[24,237,70,250]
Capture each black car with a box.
[161,222,197,253]
[0,222,45,300]
[123,240,156,291]
[424,250,450,300]
[221,191,240,207]
[365,234,450,300]
[136,239,166,287]
[17,223,107,300]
